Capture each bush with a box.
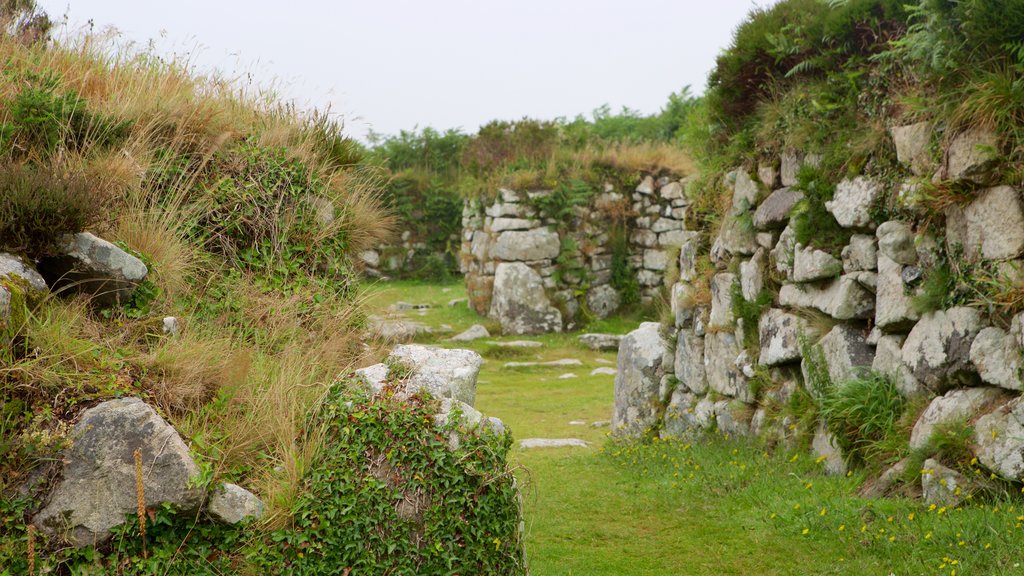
[262,385,524,575]
[0,164,100,257]
[818,371,906,467]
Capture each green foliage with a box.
[530,178,593,223]
[730,281,773,352]
[789,165,852,255]
[0,163,99,258]
[261,386,524,575]
[818,371,906,467]
[609,225,640,307]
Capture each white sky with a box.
[36,0,767,140]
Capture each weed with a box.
[818,371,906,468]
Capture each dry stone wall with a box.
[460,174,689,335]
[614,124,1024,504]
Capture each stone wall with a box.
[358,230,459,280]
[460,174,690,335]
[613,124,1024,503]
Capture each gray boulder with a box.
[816,325,874,386]
[671,282,696,328]
[973,396,1024,480]
[910,387,1006,450]
[875,254,919,331]
[33,398,204,546]
[901,307,985,392]
[945,186,1024,263]
[793,244,843,282]
[841,234,877,273]
[714,212,758,259]
[872,335,924,397]
[489,262,562,335]
[705,331,750,402]
[579,333,622,352]
[770,225,797,280]
[753,187,803,230]
[714,400,752,436]
[921,459,969,506]
[739,249,767,302]
[38,233,148,307]
[758,309,806,367]
[812,422,847,476]
[826,177,882,229]
[778,275,875,320]
[890,122,934,176]
[449,324,491,342]
[708,273,736,329]
[357,345,483,406]
[613,322,668,437]
[489,229,560,261]
[731,170,759,213]
[677,232,702,282]
[970,326,1023,391]
[877,221,917,265]
[208,483,265,524]
[945,126,1000,183]
[586,284,620,320]
[675,332,707,394]
[660,389,701,439]
[0,252,47,292]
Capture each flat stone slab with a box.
[490,340,544,348]
[591,367,617,376]
[558,373,578,379]
[503,358,583,369]
[519,438,590,449]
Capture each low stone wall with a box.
[359,230,459,279]
[614,124,1024,503]
[460,174,690,334]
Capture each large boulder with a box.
[909,387,1007,450]
[875,253,919,331]
[758,309,806,367]
[613,322,669,437]
[778,275,875,320]
[891,121,934,176]
[826,177,882,228]
[357,344,483,406]
[970,326,1023,391]
[945,186,1024,263]
[753,187,803,230]
[489,229,561,261]
[488,262,562,335]
[816,325,874,386]
[33,398,204,546]
[38,233,148,307]
[675,332,707,394]
[901,307,985,392]
[973,396,1024,480]
[705,331,751,402]
[944,126,1000,183]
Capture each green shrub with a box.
[0,163,100,257]
[263,386,524,575]
[818,371,906,467]
[789,165,852,255]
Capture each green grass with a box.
[365,279,1024,575]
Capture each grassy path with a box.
[366,280,1024,576]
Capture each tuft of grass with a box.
[818,371,907,470]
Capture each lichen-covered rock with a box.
[714,400,753,436]
[758,309,806,367]
[817,325,874,386]
[901,307,985,392]
[872,335,924,397]
[793,244,843,282]
[208,483,265,524]
[753,187,803,230]
[973,396,1024,480]
[489,229,561,261]
[705,331,751,402]
[826,177,882,228]
[945,186,1024,263]
[675,332,707,394]
[449,324,490,342]
[970,326,1023,391]
[875,253,919,331]
[715,212,758,260]
[778,275,875,320]
[586,284,620,320]
[813,422,847,476]
[890,122,934,176]
[38,233,148,307]
[0,252,47,292]
[910,387,1006,450]
[770,225,797,280]
[579,333,622,352]
[731,170,759,213]
[841,234,877,273]
[671,282,696,328]
[613,322,668,437]
[489,262,562,335]
[357,345,483,406]
[660,389,700,438]
[876,221,917,265]
[33,398,204,546]
[677,232,702,282]
[708,273,736,329]
[740,249,767,301]
[643,249,669,271]
[944,126,1000,183]
[921,459,969,506]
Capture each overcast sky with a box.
[36,0,766,140]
